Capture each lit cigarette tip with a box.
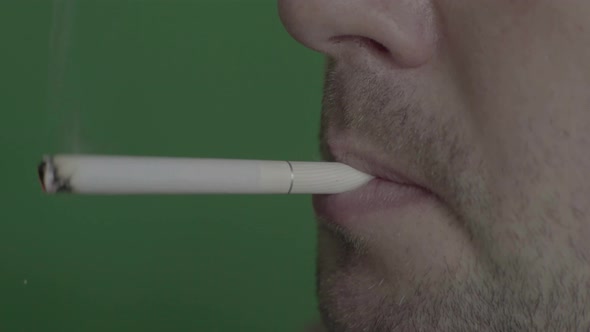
[37,160,47,192]
[38,156,71,194]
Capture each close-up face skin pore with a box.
[279,1,590,331]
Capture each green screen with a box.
[1,1,324,331]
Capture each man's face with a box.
[279,1,590,331]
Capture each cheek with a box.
[473,110,590,270]
[445,0,590,231]
[567,188,590,257]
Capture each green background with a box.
[1,1,324,331]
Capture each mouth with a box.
[312,135,438,228]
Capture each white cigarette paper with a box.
[38,155,374,195]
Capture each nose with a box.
[278,0,437,68]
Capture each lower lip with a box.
[312,178,432,224]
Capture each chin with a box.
[314,208,475,332]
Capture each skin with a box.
[278,1,590,331]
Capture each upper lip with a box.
[320,132,433,193]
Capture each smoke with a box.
[46,0,85,153]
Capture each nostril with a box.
[329,35,391,57]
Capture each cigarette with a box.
[38,155,374,195]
